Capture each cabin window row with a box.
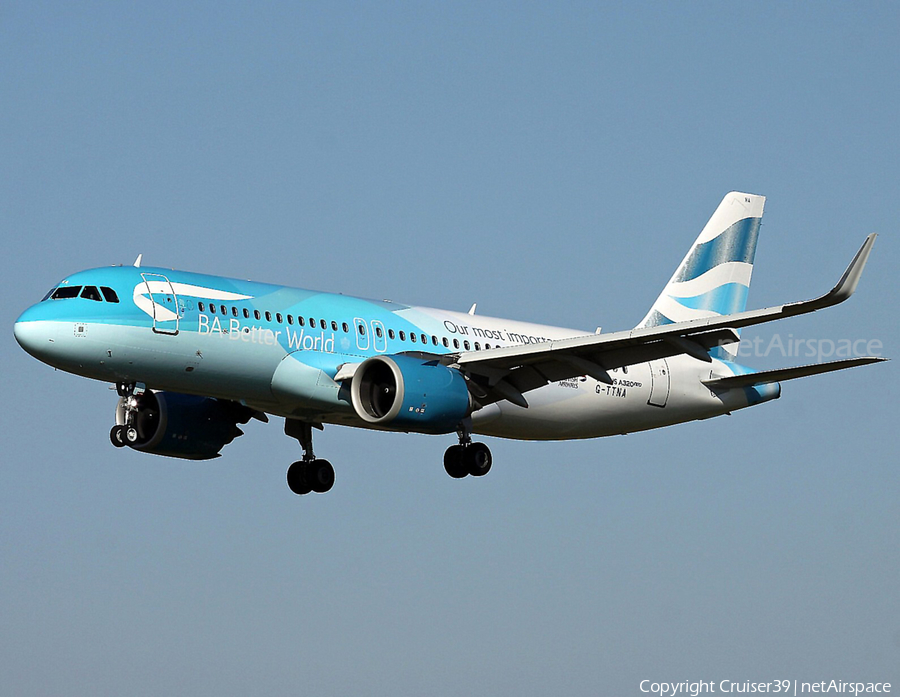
[198,302,349,332]
[195,302,495,351]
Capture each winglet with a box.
[791,234,877,313]
[825,233,877,304]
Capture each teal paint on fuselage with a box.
[15,264,775,440]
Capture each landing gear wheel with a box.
[286,461,312,496]
[110,425,126,448]
[308,459,335,493]
[124,425,140,444]
[464,442,492,477]
[443,445,468,479]
[283,420,336,495]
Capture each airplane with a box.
[14,192,886,495]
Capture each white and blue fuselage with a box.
[14,192,883,494]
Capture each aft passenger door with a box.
[647,358,670,407]
[141,273,179,335]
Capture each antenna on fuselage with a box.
[133,254,143,268]
[468,303,477,315]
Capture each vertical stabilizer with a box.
[637,191,765,358]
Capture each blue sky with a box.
[1,3,897,695]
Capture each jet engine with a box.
[115,391,252,460]
[349,355,472,433]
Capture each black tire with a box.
[110,425,126,448]
[443,445,468,479]
[287,461,312,496]
[308,459,335,493]
[464,442,492,477]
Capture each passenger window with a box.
[453,339,460,349]
[80,286,102,301]
[399,331,406,341]
[298,317,305,326]
[243,308,250,319]
[287,315,294,325]
[410,333,417,343]
[421,334,427,344]
[358,324,366,336]
[474,342,481,350]
[100,287,119,303]
[210,304,216,314]
[309,318,316,328]
[220,305,227,315]
[254,310,261,320]
[388,329,395,340]
[464,341,470,350]
[342,322,349,333]
[485,343,491,350]
[51,286,82,299]
[432,336,438,346]
[265,311,272,322]
[199,302,205,312]
[442,337,449,348]
[331,321,338,331]
[276,313,283,323]
[232,307,238,317]
[375,326,383,338]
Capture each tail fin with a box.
[637,191,765,359]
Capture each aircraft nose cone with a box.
[14,318,49,358]
[14,305,55,360]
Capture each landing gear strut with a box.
[285,419,334,495]
[443,422,492,479]
[109,382,145,448]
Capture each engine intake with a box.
[116,391,252,460]
[350,355,471,433]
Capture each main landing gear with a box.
[284,419,334,496]
[443,424,493,479]
[109,381,145,447]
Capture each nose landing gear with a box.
[109,382,146,448]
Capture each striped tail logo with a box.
[638,192,765,359]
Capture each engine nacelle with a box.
[350,355,472,434]
[116,391,252,460]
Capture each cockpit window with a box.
[81,286,102,301]
[42,288,57,301]
[100,287,119,303]
[50,286,82,300]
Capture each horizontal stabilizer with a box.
[702,356,887,389]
